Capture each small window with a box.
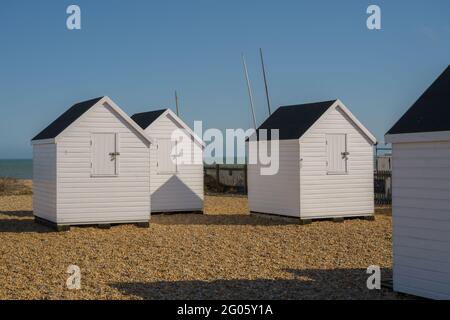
[326,134,348,174]
[91,133,119,176]
[157,139,177,174]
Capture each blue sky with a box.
[1,0,449,158]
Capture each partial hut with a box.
[248,99,377,222]
[132,109,204,213]
[32,96,152,230]
[385,65,450,299]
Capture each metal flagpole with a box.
[175,90,180,116]
[260,48,271,115]
[242,54,257,129]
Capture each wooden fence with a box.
[374,170,392,205]
[204,164,392,205]
[204,164,247,194]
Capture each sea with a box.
[0,158,246,180]
[0,159,33,179]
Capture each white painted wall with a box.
[32,143,57,222]
[392,140,450,299]
[299,106,374,219]
[145,113,203,212]
[55,102,151,225]
[248,140,300,217]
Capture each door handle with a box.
[109,152,120,160]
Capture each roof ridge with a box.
[32,96,104,141]
[133,108,169,115]
[131,109,168,129]
[386,65,450,135]
[279,99,337,109]
[254,100,335,140]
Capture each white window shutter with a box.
[91,133,118,176]
[326,134,348,174]
[157,139,177,174]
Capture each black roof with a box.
[131,109,167,129]
[254,100,336,140]
[32,97,104,141]
[387,65,450,135]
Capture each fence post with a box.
[215,164,220,190]
[244,164,248,195]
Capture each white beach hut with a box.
[248,99,377,222]
[31,96,153,230]
[385,65,450,299]
[131,108,204,213]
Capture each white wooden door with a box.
[92,133,118,176]
[157,139,177,174]
[326,134,347,174]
